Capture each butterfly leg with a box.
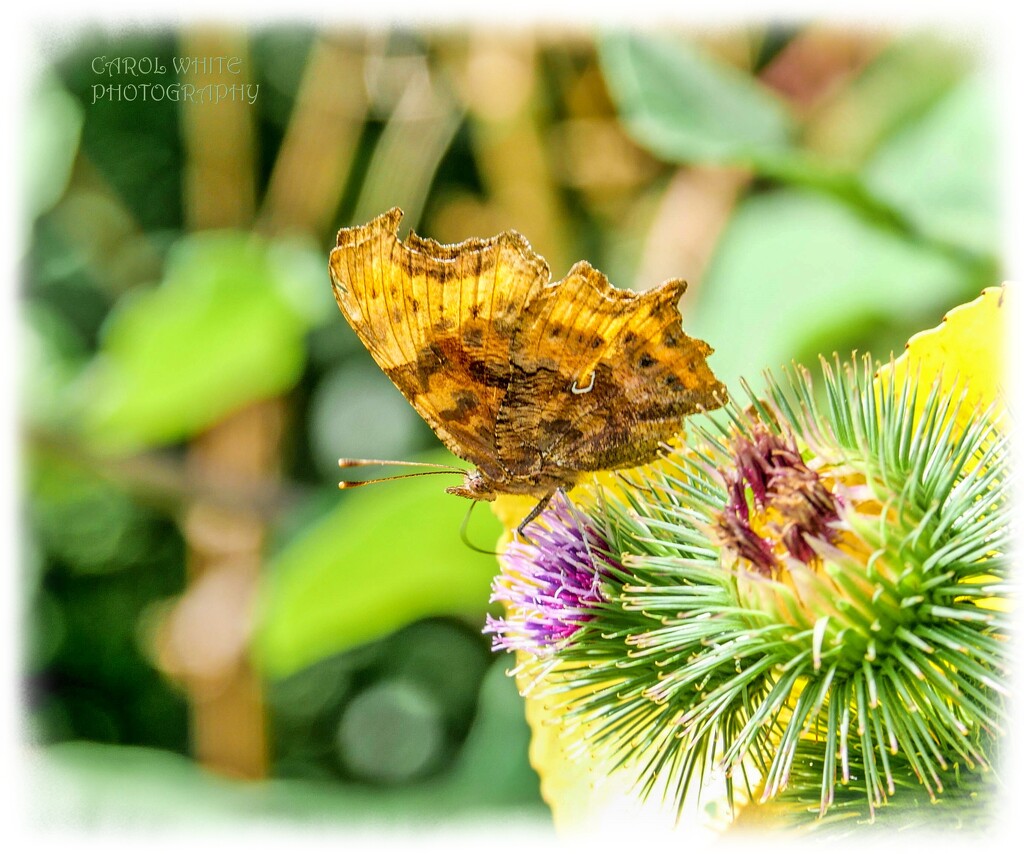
[515,490,557,543]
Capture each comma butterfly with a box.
[328,208,726,534]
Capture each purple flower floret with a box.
[485,494,610,655]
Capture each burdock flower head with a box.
[487,288,1011,834]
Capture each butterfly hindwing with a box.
[495,261,726,478]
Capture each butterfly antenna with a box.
[459,501,501,556]
[339,470,466,489]
[339,458,467,471]
[338,458,466,489]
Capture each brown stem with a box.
[173,26,269,780]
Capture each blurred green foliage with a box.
[78,232,327,451]
[693,187,975,389]
[862,74,997,255]
[32,659,540,825]
[25,71,84,219]
[22,21,998,828]
[26,455,189,750]
[258,451,503,677]
[601,32,796,165]
[602,31,995,391]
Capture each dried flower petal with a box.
[712,420,840,573]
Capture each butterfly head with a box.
[445,470,497,503]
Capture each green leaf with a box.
[76,232,325,451]
[596,31,885,216]
[599,31,796,166]
[862,75,997,257]
[598,32,984,230]
[690,188,981,393]
[255,450,503,677]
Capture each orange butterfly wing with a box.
[495,261,726,480]
[328,208,548,479]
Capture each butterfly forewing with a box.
[329,208,549,476]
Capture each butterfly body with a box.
[329,208,725,528]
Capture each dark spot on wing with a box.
[469,359,511,389]
[538,417,583,452]
[638,353,655,369]
[427,342,447,365]
[385,360,431,395]
[455,390,480,410]
[439,389,481,423]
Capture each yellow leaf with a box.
[516,663,739,836]
[875,284,1011,430]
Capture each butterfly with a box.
[328,208,726,535]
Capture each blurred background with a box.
[21,22,998,828]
